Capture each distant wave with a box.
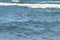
[0,0,60,4]
[36,1,60,4]
[0,2,60,8]
[17,1,60,4]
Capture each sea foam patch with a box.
[0,2,60,8]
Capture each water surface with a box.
[0,6,60,40]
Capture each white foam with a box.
[12,0,19,2]
[0,2,60,8]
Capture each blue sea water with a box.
[0,6,60,40]
[0,0,60,40]
[0,0,60,4]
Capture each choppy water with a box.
[0,6,60,40]
[0,0,60,40]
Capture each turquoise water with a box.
[0,0,60,4]
[0,6,60,40]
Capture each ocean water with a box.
[0,6,60,40]
[0,0,60,40]
[0,0,60,4]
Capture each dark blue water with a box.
[0,6,60,40]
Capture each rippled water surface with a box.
[0,6,60,40]
[0,0,60,4]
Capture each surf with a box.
[0,2,60,8]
